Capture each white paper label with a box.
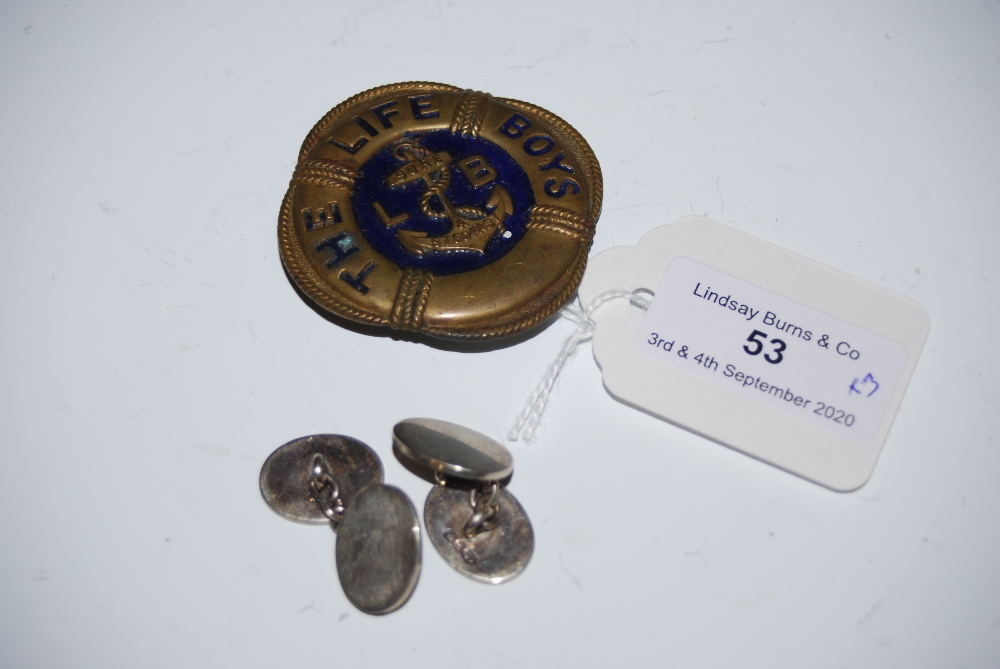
[577,217,930,491]
[634,258,907,443]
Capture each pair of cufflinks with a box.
[259,418,534,614]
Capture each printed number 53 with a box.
[743,329,786,365]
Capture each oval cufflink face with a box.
[259,435,383,525]
[336,484,421,615]
[393,417,513,481]
[278,81,602,340]
[424,485,533,585]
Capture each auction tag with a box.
[577,217,929,491]
[636,257,907,444]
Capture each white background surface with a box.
[1,2,998,667]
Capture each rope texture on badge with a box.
[508,289,652,442]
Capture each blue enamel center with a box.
[352,130,535,275]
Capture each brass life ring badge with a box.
[278,82,602,340]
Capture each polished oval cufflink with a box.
[392,418,533,584]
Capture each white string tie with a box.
[507,289,652,442]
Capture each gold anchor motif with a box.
[373,142,513,256]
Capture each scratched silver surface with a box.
[425,485,533,584]
[336,484,421,615]
[259,434,383,525]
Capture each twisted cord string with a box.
[508,289,652,442]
